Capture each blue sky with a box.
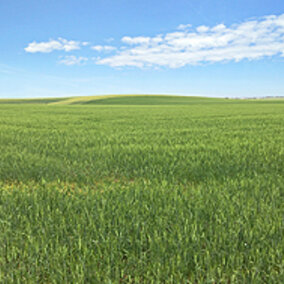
[1,0,284,98]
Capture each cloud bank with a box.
[96,14,284,68]
[24,14,284,68]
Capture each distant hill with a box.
[0,95,225,105]
[0,95,283,105]
[58,95,225,105]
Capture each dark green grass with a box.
[0,97,283,282]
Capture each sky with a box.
[1,0,284,98]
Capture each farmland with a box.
[0,95,283,283]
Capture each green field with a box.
[0,95,283,283]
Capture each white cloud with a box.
[105,37,114,43]
[59,55,88,66]
[96,14,284,68]
[211,24,226,32]
[25,38,83,53]
[196,25,209,33]
[177,24,192,30]
[91,45,116,52]
[92,45,104,51]
[122,36,151,45]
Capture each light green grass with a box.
[0,96,283,282]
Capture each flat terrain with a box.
[0,95,283,282]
